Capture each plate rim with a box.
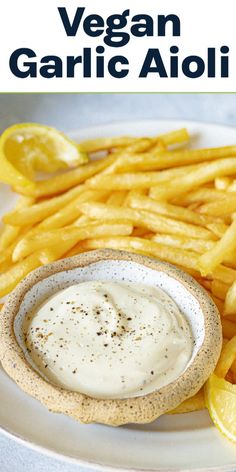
[1,118,236,471]
[68,117,236,139]
[1,424,236,472]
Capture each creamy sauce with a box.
[24,281,193,399]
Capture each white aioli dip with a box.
[24,280,193,399]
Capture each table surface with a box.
[1,94,236,134]
[1,93,236,472]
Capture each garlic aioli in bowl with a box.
[23,280,193,399]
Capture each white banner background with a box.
[0,0,235,92]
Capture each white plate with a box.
[1,120,236,471]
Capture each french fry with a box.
[214,251,236,271]
[78,241,156,262]
[0,243,16,268]
[38,189,109,230]
[132,227,152,237]
[168,388,205,414]
[80,236,236,285]
[3,185,87,226]
[0,252,43,298]
[39,222,133,264]
[79,128,189,153]
[80,202,216,240]
[0,258,14,274]
[86,164,204,190]
[0,196,34,249]
[231,359,236,376]
[100,150,169,175]
[0,224,21,250]
[199,280,212,291]
[198,218,236,276]
[150,158,236,201]
[215,336,236,378]
[227,180,236,193]
[0,226,32,272]
[79,236,202,272]
[105,144,236,175]
[199,195,236,217]
[157,128,190,146]
[188,203,202,211]
[63,243,89,259]
[173,188,227,207]
[99,140,159,178]
[225,370,235,383]
[86,171,167,190]
[123,189,147,207]
[14,156,116,198]
[224,314,236,323]
[107,191,127,206]
[74,215,92,225]
[38,241,84,265]
[9,189,108,247]
[151,234,214,254]
[213,266,236,286]
[224,281,236,315]
[215,177,232,190]
[205,222,228,239]
[121,138,155,154]
[211,280,229,301]
[221,319,236,340]
[80,136,139,153]
[127,194,217,227]
[12,222,133,262]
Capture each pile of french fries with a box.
[0,127,236,412]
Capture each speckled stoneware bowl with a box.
[0,249,222,426]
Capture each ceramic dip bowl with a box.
[0,249,222,426]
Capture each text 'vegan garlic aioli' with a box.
[24,281,193,399]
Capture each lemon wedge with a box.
[205,373,236,444]
[0,123,88,188]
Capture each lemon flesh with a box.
[205,374,236,444]
[0,123,88,187]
